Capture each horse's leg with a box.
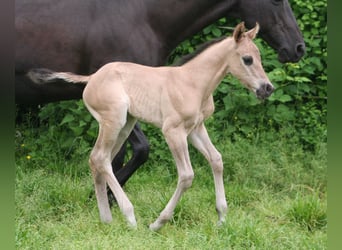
[91,143,126,206]
[149,127,194,231]
[88,108,136,227]
[105,115,138,227]
[114,123,149,186]
[111,141,127,173]
[107,123,149,206]
[188,123,227,225]
[89,123,117,223]
[106,141,126,207]
[110,115,138,162]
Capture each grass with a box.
[15,126,327,249]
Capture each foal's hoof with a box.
[149,221,163,231]
[100,214,113,224]
[126,215,138,229]
[216,217,226,227]
[128,221,138,230]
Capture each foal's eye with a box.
[242,56,253,66]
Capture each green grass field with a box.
[15,127,327,249]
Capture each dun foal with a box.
[28,22,273,230]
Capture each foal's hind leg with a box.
[89,124,115,223]
[189,123,227,225]
[107,142,127,207]
[88,112,137,227]
[106,115,138,227]
[150,127,194,231]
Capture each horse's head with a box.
[237,0,305,63]
[228,22,274,100]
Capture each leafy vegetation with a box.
[15,0,327,249]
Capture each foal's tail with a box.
[27,68,90,85]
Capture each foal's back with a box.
[84,62,181,127]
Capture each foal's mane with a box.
[173,37,226,66]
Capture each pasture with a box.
[15,121,327,249]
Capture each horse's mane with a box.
[173,37,226,66]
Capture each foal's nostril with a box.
[296,43,306,57]
[256,83,274,99]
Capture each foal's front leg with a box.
[149,127,194,231]
[189,123,227,225]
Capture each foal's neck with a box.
[182,37,234,99]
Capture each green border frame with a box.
[0,0,15,249]
[328,1,341,249]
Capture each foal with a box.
[28,22,273,230]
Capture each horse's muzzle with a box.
[256,83,274,99]
[278,42,306,63]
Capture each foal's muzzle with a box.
[256,83,274,99]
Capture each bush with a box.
[15,101,97,166]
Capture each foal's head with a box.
[228,22,274,100]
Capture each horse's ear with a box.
[246,22,260,40]
[233,22,246,43]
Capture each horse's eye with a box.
[242,56,253,66]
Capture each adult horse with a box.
[15,0,305,202]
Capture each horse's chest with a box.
[201,96,215,119]
[176,97,214,130]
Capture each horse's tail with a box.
[27,68,90,85]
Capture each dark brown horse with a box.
[15,0,305,203]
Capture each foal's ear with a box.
[233,22,246,43]
[246,22,260,40]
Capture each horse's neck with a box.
[147,0,238,48]
[182,38,234,99]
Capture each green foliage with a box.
[38,100,98,144]
[15,101,96,166]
